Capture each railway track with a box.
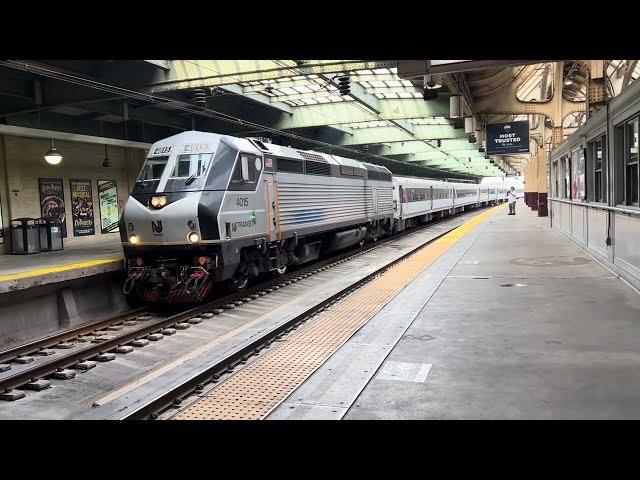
[0,205,496,404]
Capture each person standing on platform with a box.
[507,186,517,215]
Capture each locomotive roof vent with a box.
[247,137,272,151]
[297,150,327,162]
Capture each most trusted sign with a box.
[485,121,530,155]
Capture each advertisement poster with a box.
[70,179,95,236]
[38,178,67,237]
[486,121,530,155]
[97,180,119,234]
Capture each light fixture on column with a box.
[102,144,111,168]
[44,139,62,165]
[423,74,442,90]
[464,117,474,134]
[450,95,462,118]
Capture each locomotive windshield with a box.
[138,156,169,181]
[170,153,213,181]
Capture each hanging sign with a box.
[38,178,67,237]
[97,180,120,234]
[70,179,95,236]
[486,121,530,155]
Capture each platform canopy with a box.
[0,60,503,181]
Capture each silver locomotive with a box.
[120,131,506,303]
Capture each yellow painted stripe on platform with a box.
[175,203,506,420]
[0,256,124,282]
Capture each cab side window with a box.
[229,153,262,191]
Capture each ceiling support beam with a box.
[271,97,451,129]
[141,60,397,93]
[219,83,293,114]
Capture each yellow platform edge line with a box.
[0,256,124,282]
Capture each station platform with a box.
[0,237,123,293]
[269,201,640,420]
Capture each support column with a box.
[523,159,532,206]
[537,145,548,216]
[529,153,539,211]
[586,60,605,119]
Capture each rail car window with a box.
[138,156,169,181]
[402,188,430,202]
[457,188,477,198]
[624,118,639,206]
[432,188,450,200]
[171,153,213,179]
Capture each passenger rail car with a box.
[120,131,507,303]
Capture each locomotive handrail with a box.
[549,197,640,216]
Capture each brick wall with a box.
[0,135,146,253]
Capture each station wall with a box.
[0,135,147,254]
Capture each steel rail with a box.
[0,307,147,364]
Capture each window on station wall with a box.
[552,161,559,197]
[571,147,586,201]
[587,136,607,203]
[624,117,639,206]
[562,155,572,199]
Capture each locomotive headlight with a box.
[151,196,167,208]
[188,232,200,244]
[129,234,139,245]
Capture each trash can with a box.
[38,218,64,251]
[10,218,42,254]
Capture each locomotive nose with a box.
[121,189,206,246]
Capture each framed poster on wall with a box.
[70,179,95,236]
[97,180,119,234]
[571,148,586,201]
[38,178,67,237]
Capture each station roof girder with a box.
[142,60,397,92]
[270,97,451,130]
[218,83,293,114]
[327,124,468,147]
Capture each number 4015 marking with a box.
[236,197,248,207]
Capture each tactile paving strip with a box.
[175,205,504,420]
